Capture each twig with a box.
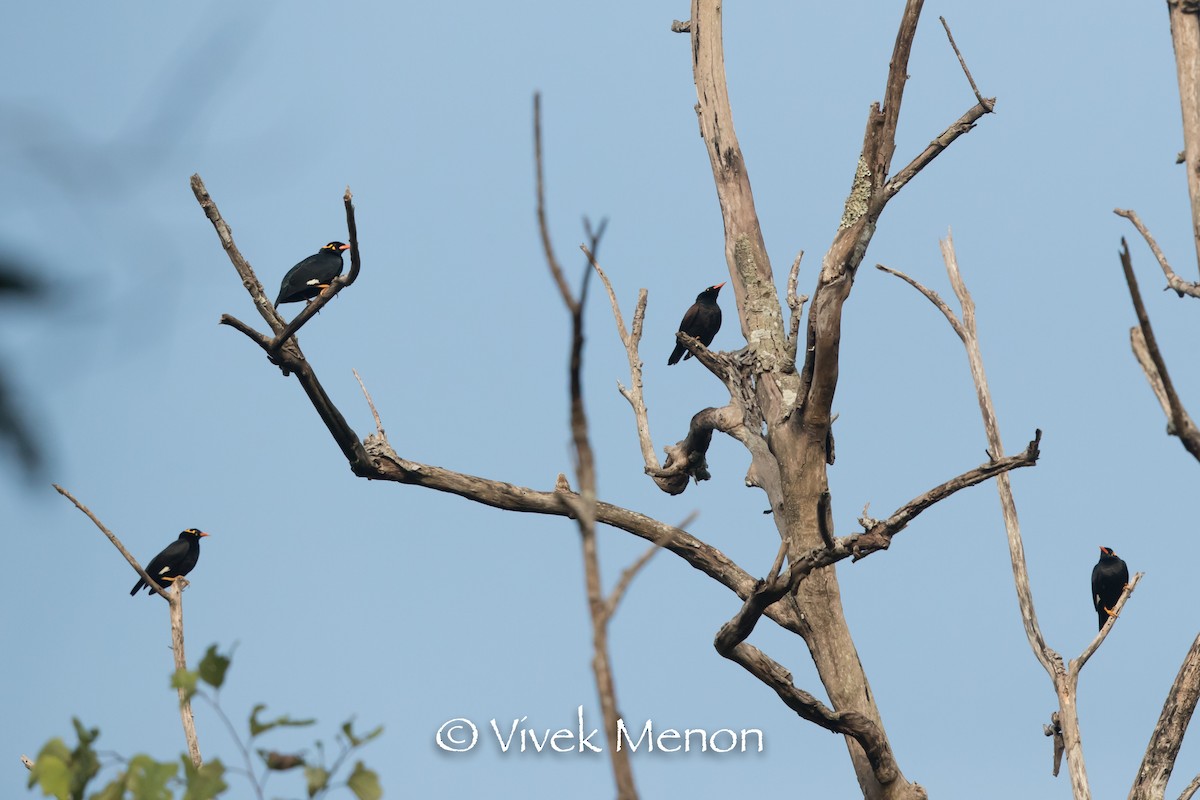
[53,484,171,602]
[884,101,994,200]
[1116,208,1200,298]
[784,250,807,371]
[604,511,698,622]
[583,246,662,478]
[939,16,990,108]
[604,545,659,622]
[189,174,284,335]
[196,692,264,800]
[20,755,33,770]
[534,93,575,314]
[876,264,964,339]
[1071,573,1143,672]
[353,369,385,437]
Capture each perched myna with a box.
[668,282,724,365]
[275,242,350,306]
[1091,546,1129,631]
[130,528,209,597]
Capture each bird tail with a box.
[667,344,686,365]
[130,579,145,596]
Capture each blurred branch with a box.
[535,96,636,800]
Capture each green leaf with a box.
[27,750,70,799]
[126,754,177,800]
[70,718,99,749]
[181,756,226,800]
[171,669,199,701]
[303,766,329,798]
[197,645,231,690]
[91,777,125,800]
[346,762,382,800]
[341,720,383,748]
[29,721,102,799]
[67,718,101,795]
[248,705,315,739]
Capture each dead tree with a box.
[188,5,1058,799]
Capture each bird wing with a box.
[145,538,189,578]
[678,303,702,335]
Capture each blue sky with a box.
[3,1,1197,797]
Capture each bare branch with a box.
[604,545,660,623]
[1070,573,1143,672]
[939,16,990,108]
[1165,0,1200,273]
[218,314,274,350]
[53,484,171,602]
[852,431,1041,558]
[189,174,284,335]
[533,93,576,314]
[1179,772,1200,800]
[888,232,1106,796]
[672,331,737,386]
[717,641,901,785]
[53,484,202,766]
[194,177,375,474]
[1117,236,1200,460]
[1129,628,1200,800]
[875,263,967,342]
[652,404,744,493]
[884,101,994,200]
[583,246,660,476]
[603,511,699,623]
[1116,208,1200,298]
[353,368,385,437]
[784,250,807,372]
[1132,327,1173,419]
[169,580,203,768]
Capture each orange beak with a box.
[199,531,211,538]
[339,243,351,251]
[713,282,726,290]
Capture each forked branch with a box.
[53,484,202,768]
[880,233,1133,799]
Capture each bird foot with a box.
[1104,606,1119,620]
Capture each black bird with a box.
[130,529,210,597]
[1091,546,1129,631]
[668,282,724,365]
[274,242,350,307]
